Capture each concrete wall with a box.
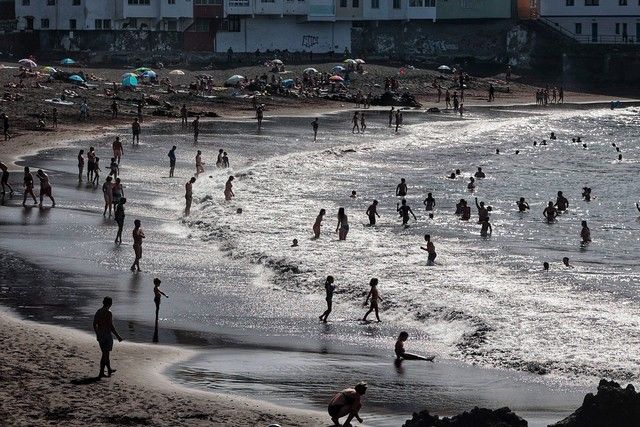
[546,17,640,42]
[38,29,184,53]
[540,0,640,17]
[215,16,351,52]
[437,0,512,20]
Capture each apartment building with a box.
[538,0,640,43]
[15,0,193,31]
[437,0,512,20]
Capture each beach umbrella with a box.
[343,59,356,65]
[355,59,366,64]
[169,69,185,75]
[282,79,294,88]
[142,70,157,79]
[68,74,84,83]
[122,72,136,78]
[134,67,153,74]
[42,66,57,74]
[438,65,451,71]
[303,67,318,74]
[329,75,344,82]
[225,75,245,85]
[272,59,283,65]
[332,65,346,73]
[19,58,37,68]
[122,74,138,87]
[60,58,76,65]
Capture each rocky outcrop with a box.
[402,406,527,427]
[550,379,640,427]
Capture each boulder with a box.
[403,406,527,427]
[549,379,640,427]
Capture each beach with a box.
[1,61,640,427]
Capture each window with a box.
[584,0,599,5]
[72,0,80,5]
[371,0,379,7]
[95,19,102,29]
[21,0,30,5]
[619,0,627,4]
[393,0,401,8]
[227,0,249,5]
[41,18,49,28]
[47,0,55,5]
[575,23,582,34]
[261,0,275,3]
[69,19,76,29]
[410,0,434,5]
[194,0,222,4]
[352,0,359,6]
[566,0,574,5]
[103,19,111,29]
[168,0,175,4]
[128,0,151,4]
[228,16,241,31]
[340,0,346,6]
[194,19,209,31]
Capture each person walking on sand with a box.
[77,149,84,182]
[319,275,335,323]
[336,207,349,241]
[185,177,195,216]
[192,116,200,143]
[328,382,367,427]
[36,169,55,207]
[180,104,188,126]
[224,176,235,201]
[93,296,123,378]
[388,107,395,127]
[111,100,118,119]
[130,219,145,272]
[195,150,204,177]
[131,118,141,145]
[395,110,402,132]
[366,200,380,226]
[256,105,264,130]
[0,162,14,196]
[87,146,96,183]
[2,113,10,140]
[102,176,114,217]
[313,208,326,239]
[397,199,417,226]
[114,198,126,245]
[112,137,124,165]
[363,278,383,322]
[312,118,319,142]
[152,278,169,343]
[168,145,177,178]
[22,167,37,206]
[108,157,119,179]
[395,332,434,361]
[421,234,437,265]
[581,220,591,244]
[360,112,366,133]
[352,112,360,134]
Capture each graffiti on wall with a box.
[302,35,319,48]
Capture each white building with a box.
[16,0,194,31]
[539,0,640,44]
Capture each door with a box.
[591,22,598,42]
[637,23,640,43]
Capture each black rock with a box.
[403,406,527,427]
[549,379,640,427]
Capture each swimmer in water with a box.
[533,141,538,147]
[480,219,492,237]
[555,191,569,212]
[291,239,298,247]
[467,177,476,191]
[395,332,434,362]
[448,172,456,179]
[397,199,417,226]
[475,197,489,222]
[582,187,592,202]
[366,200,380,226]
[396,178,408,197]
[543,262,549,271]
[420,234,437,265]
[423,193,436,211]
[313,209,326,238]
[455,199,465,215]
[543,201,558,223]
[336,207,349,240]
[580,220,591,244]
[455,169,461,176]
[550,132,557,140]
[516,197,530,212]
[474,167,486,178]
[562,257,573,268]
[350,190,357,199]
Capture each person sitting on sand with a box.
[313,209,326,239]
[93,296,123,378]
[328,382,367,427]
[36,169,55,207]
[224,176,235,201]
[395,332,433,361]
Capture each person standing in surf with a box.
[93,296,123,378]
[185,177,195,216]
[313,209,326,239]
[131,118,141,145]
[366,200,380,226]
[397,199,417,226]
[36,169,55,207]
[114,198,126,245]
[112,136,124,165]
[423,193,435,211]
[319,275,335,323]
[131,219,145,272]
[420,234,437,265]
[543,201,558,223]
[168,145,177,178]
[396,178,408,197]
[352,112,360,134]
[312,118,319,142]
[224,176,235,201]
[363,278,383,322]
[152,278,169,343]
[22,167,37,206]
[336,207,349,240]
[102,176,113,217]
[77,149,85,182]
[192,116,200,143]
[195,150,204,177]
[581,220,591,244]
[0,162,14,196]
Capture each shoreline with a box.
[0,102,631,426]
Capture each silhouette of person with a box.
[93,296,123,378]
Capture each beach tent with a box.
[225,75,245,85]
[141,70,157,79]
[60,58,76,65]
[122,74,138,87]
[329,75,344,82]
[438,65,451,72]
[68,74,84,83]
[332,65,346,73]
[18,58,37,68]
[355,59,366,64]
[42,66,57,74]
[169,69,185,75]
[282,79,294,88]
[303,67,318,74]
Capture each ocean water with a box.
[1,105,639,424]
